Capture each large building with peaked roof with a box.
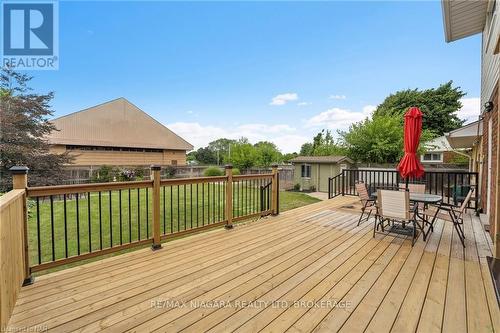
[48,98,193,175]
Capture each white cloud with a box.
[297,102,311,106]
[362,105,377,115]
[457,97,480,123]
[328,94,346,100]
[186,110,194,114]
[305,105,373,130]
[270,93,298,106]
[166,122,306,153]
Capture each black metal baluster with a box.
[202,183,205,225]
[137,188,141,240]
[99,192,103,250]
[50,196,55,261]
[196,183,199,227]
[87,192,92,252]
[109,190,113,247]
[76,193,80,256]
[208,182,212,224]
[36,198,41,264]
[453,174,458,205]
[119,189,123,245]
[163,186,166,234]
[146,188,149,237]
[63,194,68,258]
[190,184,193,228]
[212,183,216,222]
[128,189,132,242]
[177,185,180,231]
[184,184,187,230]
[170,186,173,233]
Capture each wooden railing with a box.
[328,169,480,210]
[20,164,279,275]
[0,168,30,331]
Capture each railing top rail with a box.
[343,168,477,175]
[27,180,153,197]
[160,176,227,186]
[0,189,25,211]
[233,173,273,180]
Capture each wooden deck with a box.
[7,196,500,332]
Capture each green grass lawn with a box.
[279,191,322,212]
[27,185,321,269]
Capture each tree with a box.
[373,81,465,135]
[0,68,72,190]
[339,114,434,163]
[283,152,298,162]
[192,146,217,165]
[229,141,257,170]
[254,141,282,167]
[300,130,346,156]
[299,142,313,156]
[208,138,237,164]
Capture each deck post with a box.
[10,166,33,286]
[150,165,162,250]
[272,164,279,215]
[225,165,233,229]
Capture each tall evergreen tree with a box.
[0,68,72,190]
[373,81,465,135]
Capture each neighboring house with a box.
[422,135,471,166]
[290,156,354,192]
[47,98,193,179]
[442,0,499,256]
[444,120,483,171]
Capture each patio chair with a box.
[355,182,377,225]
[399,183,426,211]
[423,188,474,248]
[375,189,419,246]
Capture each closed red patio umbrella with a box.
[398,106,425,180]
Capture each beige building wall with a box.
[293,163,345,192]
[50,145,186,167]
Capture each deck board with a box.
[6,196,498,333]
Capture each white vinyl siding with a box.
[481,0,499,105]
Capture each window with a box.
[301,164,311,178]
[421,153,443,162]
[171,160,178,166]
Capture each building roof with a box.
[441,0,489,42]
[445,120,483,149]
[289,156,353,164]
[424,136,453,152]
[47,98,194,151]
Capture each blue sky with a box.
[28,0,481,153]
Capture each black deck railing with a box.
[328,169,479,210]
[24,165,280,273]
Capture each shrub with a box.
[293,183,301,191]
[133,167,145,180]
[91,165,119,182]
[163,165,176,179]
[232,168,241,175]
[204,166,224,177]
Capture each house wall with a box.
[481,1,499,107]
[50,145,187,167]
[480,83,499,243]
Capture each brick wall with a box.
[481,83,498,240]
